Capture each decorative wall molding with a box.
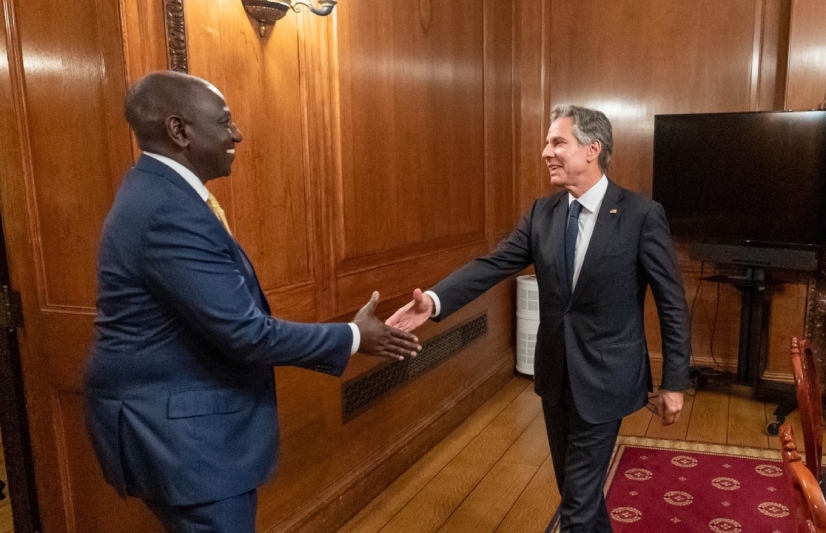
[164,0,188,72]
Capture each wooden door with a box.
[0,0,167,531]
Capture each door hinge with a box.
[1,285,24,331]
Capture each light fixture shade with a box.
[241,0,338,38]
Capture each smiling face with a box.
[180,82,243,183]
[541,116,601,197]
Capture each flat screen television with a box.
[652,110,826,270]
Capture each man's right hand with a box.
[353,292,421,361]
[385,288,434,332]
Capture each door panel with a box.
[0,0,161,530]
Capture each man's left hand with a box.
[658,390,684,426]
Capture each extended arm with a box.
[142,203,418,369]
[388,201,538,331]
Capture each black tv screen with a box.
[652,110,826,248]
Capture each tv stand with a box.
[701,267,773,384]
[699,267,799,434]
[688,243,823,434]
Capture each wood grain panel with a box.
[296,10,341,320]
[765,281,808,379]
[515,0,551,211]
[1,0,134,530]
[336,1,486,261]
[184,0,315,293]
[547,0,758,194]
[120,0,171,163]
[755,0,792,110]
[120,1,169,90]
[785,0,826,110]
[484,0,516,240]
[13,0,131,309]
[335,240,490,315]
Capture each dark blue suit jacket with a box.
[433,180,690,424]
[84,155,352,506]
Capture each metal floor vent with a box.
[342,313,488,421]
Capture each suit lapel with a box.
[136,154,271,313]
[570,180,623,303]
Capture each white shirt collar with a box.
[143,152,210,201]
[568,175,608,213]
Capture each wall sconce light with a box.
[241,0,337,38]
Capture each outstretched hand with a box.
[385,288,434,332]
[353,291,421,361]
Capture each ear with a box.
[586,140,602,164]
[165,115,189,148]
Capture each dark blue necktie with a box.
[565,200,583,291]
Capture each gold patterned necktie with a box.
[206,193,232,236]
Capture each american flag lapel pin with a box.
[610,209,618,214]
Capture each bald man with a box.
[84,71,420,532]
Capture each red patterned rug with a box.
[549,436,798,533]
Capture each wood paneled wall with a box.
[2,0,826,532]
[0,0,517,532]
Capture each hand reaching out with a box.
[353,291,421,361]
[385,288,434,332]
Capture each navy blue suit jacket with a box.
[432,180,690,424]
[84,155,352,506]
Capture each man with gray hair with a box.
[388,104,690,532]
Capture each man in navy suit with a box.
[388,105,690,533]
[84,70,421,533]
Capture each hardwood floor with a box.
[339,372,811,533]
[0,373,812,533]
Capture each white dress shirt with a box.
[427,175,609,316]
[142,152,360,354]
[568,175,608,290]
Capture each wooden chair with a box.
[790,337,823,481]
[780,423,826,533]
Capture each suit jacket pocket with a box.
[599,339,647,394]
[167,388,245,419]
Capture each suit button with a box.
[565,311,571,316]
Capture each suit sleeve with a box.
[431,201,536,319]
[639,202,691,391]
[139,201,351,375]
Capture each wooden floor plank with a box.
[0,508,12,533]
[499,411,549,467]
[727,388,769,448]
[495,456,557,533]
[619,404,652,437]
[378,386,542,533]
[437,462,537,533]
[338,376,532,533]
[685,386,730,444]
